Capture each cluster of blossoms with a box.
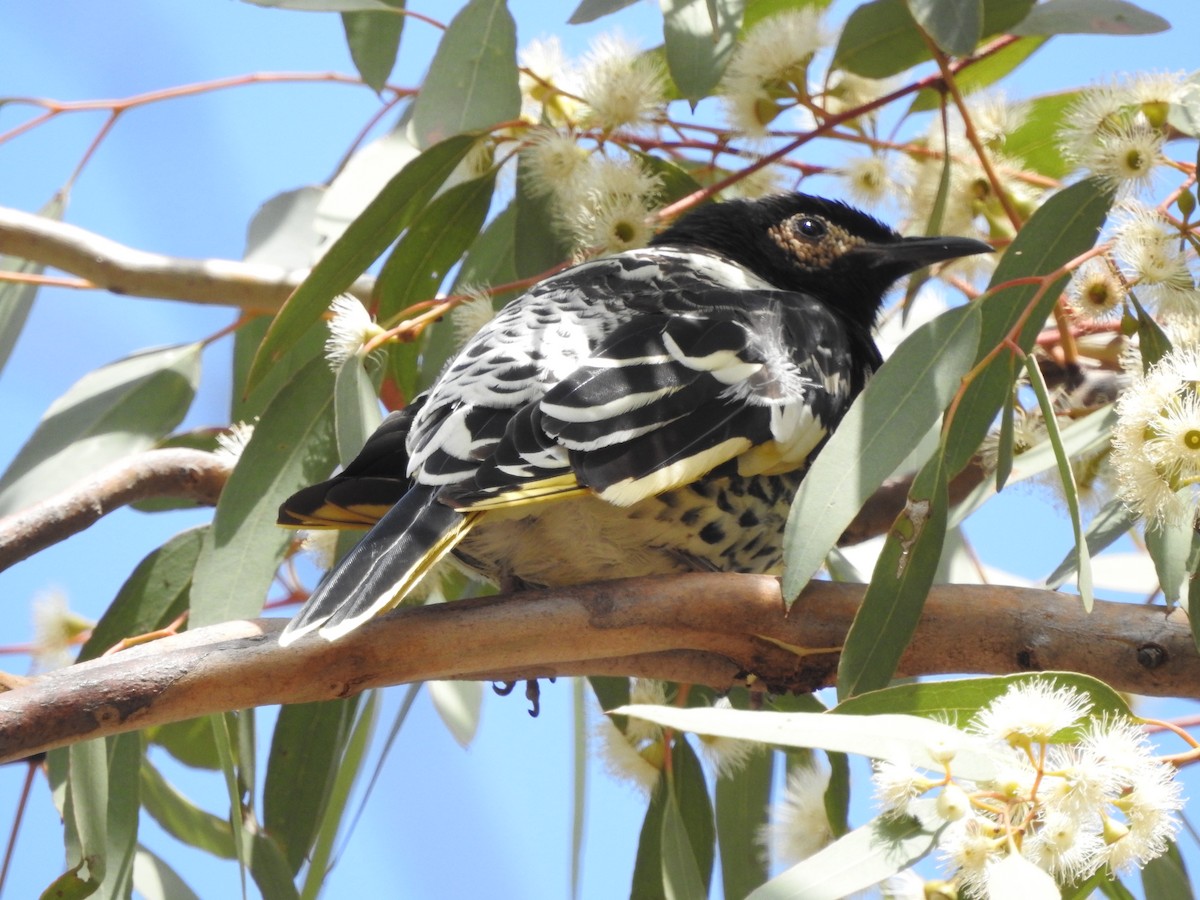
[873,680,1183,897]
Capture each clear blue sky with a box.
[1,1,1197,897]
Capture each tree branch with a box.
[0,205,374,311]
[0,448,231,573]
[0,575,1192,763]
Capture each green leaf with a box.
[410,0,519,147]
[659,0,743,104]
[942,178,1115,476]
[571,679,587,900]
[190,356,337,627]
[568,0,640,23]
[333,354,383,465]
[1001,90,1080,178]
[1129,290,1172,369]
[747,816,937,900]
[341,1,405,94]
[264,697,360,873]
[39,864,98,900]
[909,35,1045,113]
[210,713,248,892]
[633,151,706,206]
[905,0,982,56]
[1023,354,1092,610]
[614,704,1000,781]
[660,793,707,900]
[233,316,326,423]
[1011,0,1169,36]
[453,201,519,293]
[95,733,141,900]
[716,748,771,900]
[147,716,222,771]
[838,449,949,700]
[0,193,66,380]
[782,303,981,602]
[247,133,478,390]
[301,692,379,900]
[669,738,715,894]
[139,762,235,859]
[0,343,201,516]
[1141,840,1194,900]
[78,525,205,662]
[68,739,109,883]
[428,680,483,748]
[631,779,668,900]
[376,171,496,321]
[1046,496,1137,588]
[514,152,572,278]
[132,847,201,900]
[1147,516,1191,604]
[833,671,1134,733]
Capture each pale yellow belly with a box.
[451,472,802,589]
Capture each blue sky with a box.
[1,1,1198,897]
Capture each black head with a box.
[650,193,992,328]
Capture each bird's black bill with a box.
[856,234,993,278]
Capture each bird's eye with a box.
[794,216,826,239]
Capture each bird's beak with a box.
[855,234,993,277]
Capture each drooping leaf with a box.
[264,697,360,873]
[1024,354,1093,610]
[300,691,379,900]
[837,448,949,700]
[247,133,478,390]
[1010,0,1169,36]
[428,680,483,748]
[79,525,205,662]
[1146,516,1192,605]
[244,185,325,268]
[660,791,707,900]
[782,303,981,602]
[342,1,405,94]
[630,779,668,900]
[68,739,109,884]
[375,171,496,321]
[942,178,1115,476]
[139,762,235,859]
[568,0,640,23]
[514,152,573,278]
[1046,495,1137,588]
[746,815,937,900]
[668,738,715,895]
[95,733,141,900]
[147,717,222,772]
[410,0,520,147]
[333,353,383,465]
[190,356,337,627]
[0,343,201,516]
[614,704,1000,781]
[132,847,202,900]
[0,193,66,380]
[659,0,743,104]
[209,713,248,892]
[1128,290,1172,369]
[1141,840,1194,900]
[905,0,982,56]
[716,747,772,900]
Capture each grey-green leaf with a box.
[0,193,66,379]
[659,0,743,104]
[906,0,982,56]
[1010,0,1169,36]
[1046,496,1137,589]
[410,0,520,147]
[716,747,771,900]
[568,0,640,23]
[133,847,202,900]
[0,342,201,516]
[79,525,206,662]
[190,357,337,627]
[782,303,982,603]
[747,815,937,900]
[342,1,405,94]
[333,354,382,465]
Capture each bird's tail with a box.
[278,483,476,645]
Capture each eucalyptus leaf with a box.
[428,680,483,748]
[333,354,383,465]
[342,0,405,93]
[190,356,337,627]
[410,0,520,147]
[1046,495,1136,588]
[0,193,66,379]
[782,303,981,603]
[568,0,640,23]
[631,778,668,900]
[68,739,109,884]
[95,733,141,900]
[613,705,999,781]
[905,0,982,56]
[660,793,707,900]
[132,847,202,900]
[247,133,478,390]
[659,0,742,104]
[747,815,937,900]
[1010,0,1169,36]
[0,343,201,516]
[139,762,235,859]
[1141,840,1194,900]
[1146,516,1192,604]
[716,747,771,900]
[670,738,715,895]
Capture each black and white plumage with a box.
[277,193,990,644]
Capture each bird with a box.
[276,193,990,646]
